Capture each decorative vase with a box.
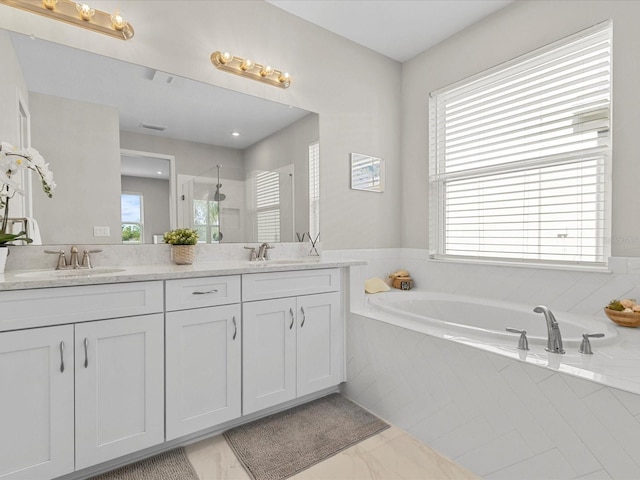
[0,246,8,274]
[171,244,196,265]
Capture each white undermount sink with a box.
[14,268,126,279]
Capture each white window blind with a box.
[429,21,611,266]
[256,170,280,242]
[309,141,320,240]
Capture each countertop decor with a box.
[0,142,55,246]
[163,228,199,265]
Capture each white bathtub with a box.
[367,290,619,348]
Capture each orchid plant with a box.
[0,142,55,245]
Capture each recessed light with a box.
[231,131,240,137]
[156,171,163,175]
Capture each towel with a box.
[9,217,42,244]
[365,277,391,294]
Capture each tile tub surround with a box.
[327,248,640,318]
[345,313,640,480]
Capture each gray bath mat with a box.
[224,393,390,480]
[89,448,198,480]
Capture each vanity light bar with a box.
[0,0,134,40]
[210,51,291,89]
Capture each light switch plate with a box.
[93,226,110,237]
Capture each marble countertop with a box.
[0,258,365,291]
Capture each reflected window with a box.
[256,171,280,242]
[193,198,220,243]
[309,141,320,240]
[121,192,143,244]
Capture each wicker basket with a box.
[171,244,196,265]
[603,307,640,327]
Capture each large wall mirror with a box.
[2,29,319,245]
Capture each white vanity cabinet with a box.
[0,325,75,480]
[165,276,242,440]
[242,269,342,415]
[74,314,165,470]
[0,281,164,480]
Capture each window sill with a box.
[428,255,611,274]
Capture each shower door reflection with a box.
[177,165,294,243]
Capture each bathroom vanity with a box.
[0,260,354,480]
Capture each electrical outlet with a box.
[93,226,110,237]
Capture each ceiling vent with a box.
[140,123,167,131]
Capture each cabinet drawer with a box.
[0,281,163,332]
[165,275,240,311]
[242,268,340,302]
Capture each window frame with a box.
[428,21,612,269]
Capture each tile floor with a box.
[185,424,479,480]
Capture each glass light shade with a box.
[278,72,291,84]
[110,10,127,31]
[75,2,95,20]
[42,0,58,10]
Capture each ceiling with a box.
[266,0,514,62]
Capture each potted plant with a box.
[163,228,199,265]
[0,142,55,272]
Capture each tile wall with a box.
[322,248,640,479]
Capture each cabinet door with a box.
[0,325,74,480]
[297,292,342,397]
[242,297,297,415]
[166,304,241,440]
[75,314,164,470]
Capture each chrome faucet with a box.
[533,305,565,354]
[257,242,274,261]
[44,245,101,269]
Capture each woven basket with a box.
[603,307,640,327]
[171,245,196,265]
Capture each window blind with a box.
[256,170,280,242]
[309,141,320,240]
[429,21,611,266]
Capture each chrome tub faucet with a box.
[533,305,565,354]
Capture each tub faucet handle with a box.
[506,327,529,351]
[578,333,605,355]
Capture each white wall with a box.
[0,1,402,250]
[30,93,122,244]
[244,113,319,238]
[0,29,28,145]
[401,0,640,257]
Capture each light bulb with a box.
[42,0,58,10]
[111,10,127,31]
[75,3,95,21]
[240,58,254,71]
[278,72,291,84]
[260,65,274,77]
[219,52,232,65]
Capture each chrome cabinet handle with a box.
[300,306,306,327]
[59,341,65,373]
[289,308,294,329]
[232,316,237,341]
[192,289,219,295]
[83,337,89,368]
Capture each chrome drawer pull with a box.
[59,341,65,373]
[232,316,237,341]
[289,308,294,330]
[192,289,219,295]
[83,337,89,368]
[300,306,306,327]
